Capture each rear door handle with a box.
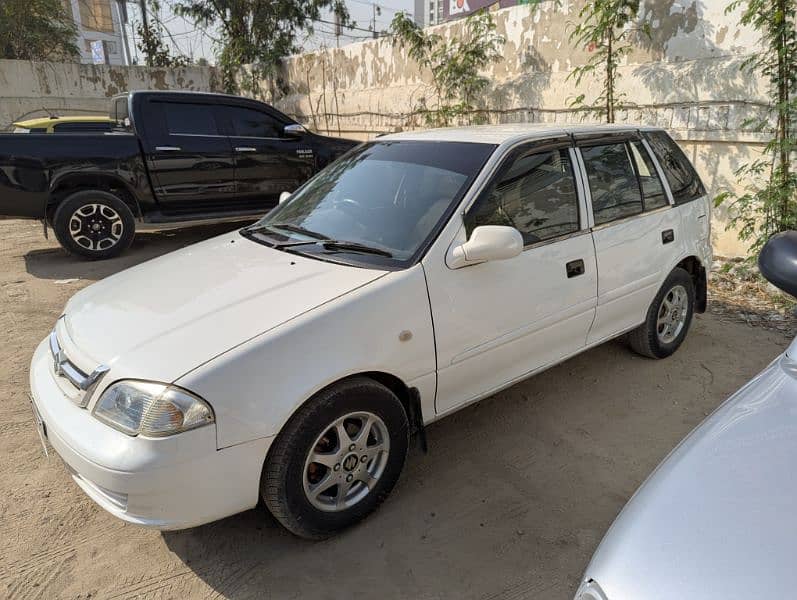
[566,259,585,278]
[662,229,675,244]
[235,147,257,152]
[155,146,181,152]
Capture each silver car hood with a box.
[584,352,797,599]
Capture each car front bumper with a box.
[29,338,272,530]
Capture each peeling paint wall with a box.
[262,0,767,256]
[0,60,222,131]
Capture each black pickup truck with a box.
[0,91,358,259]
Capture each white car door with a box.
[575,134,685,345]
[424,141,598,416]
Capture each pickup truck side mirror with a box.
[279,191,291,204]
[449,225,523,269]
[759,231,797,298]
[283,124,306,138]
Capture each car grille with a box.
[49,327,109,408]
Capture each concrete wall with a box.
[0,60,221,130]
[264,0,769,256]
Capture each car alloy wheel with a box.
[656,284,689,344]
[68,203,124,251]
[302,411,390,512]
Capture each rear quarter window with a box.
[643,131,706,205]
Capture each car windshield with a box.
[246,140,496,267]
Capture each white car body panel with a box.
[28,123,713,530]
[178,264,437,448]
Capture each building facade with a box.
[63,0,128,65]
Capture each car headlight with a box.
[574,580,608,600]
[93,380,214,437]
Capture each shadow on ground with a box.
[23,223,246,282]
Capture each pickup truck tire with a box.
[262,377,409,540]
[629,267,695,359]
[53,190,135,260]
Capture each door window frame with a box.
[573,130,676,231]
[461,137,592,251]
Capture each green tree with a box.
[390,10,504,127]
[567,0,649,123]
[716,0,797,253]
[0,0,78,61]
[173,0,350,94]
[137,0,188,67]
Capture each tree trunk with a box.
[606,33,614,123]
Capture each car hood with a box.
[61,232,386,383]
[584,353,797,599]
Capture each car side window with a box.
[53,122,112,132]
[629,141,669,210]
[581,143,643,226]
[160,102,219,136]
[643,131,706,205]
[466,147,580,245]
[222,106,282,138]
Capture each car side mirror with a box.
[279,191,291,204]
[449,225,523,269]
[759,231,797,298]
[283,123,306,138]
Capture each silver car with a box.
[576,231,797,600]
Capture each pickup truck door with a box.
[142,98,237,212]
[427,142,598,416]
[216,104,316,209]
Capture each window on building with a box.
[79,0,115,33]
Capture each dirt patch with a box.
[0,220,790,599]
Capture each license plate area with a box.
[28,393,49,457]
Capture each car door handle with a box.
[235,147,257,152]
[155,146,181,152]
[566,259,585,278]
[662,229,675,244]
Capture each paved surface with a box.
[0,219,788,599]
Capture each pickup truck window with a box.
[53,122,113,133]
[582,143,644,226]
[247,140,495,267]
[467,147,580,245]
[220,106,282,138]
[161,102,219,136]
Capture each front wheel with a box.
[628,267,695,359]
[53,190,135,260]
[262,377,409,540]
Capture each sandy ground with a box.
[0,218,790,600]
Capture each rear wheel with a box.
[262,377,409,540]
[53,190,135,260]
[629,267,695,359]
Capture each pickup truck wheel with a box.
[628,267,695,359]
[53,190,135,260]
[262,377,409,540]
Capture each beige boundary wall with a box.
[0,0,772,256]
[263,0,770,257]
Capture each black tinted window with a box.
[53,122,112,132]
[467,147,580,244]
[629,141,668,210]
[222,106,282,138]
[643,131,705,204]
[161,102,219,136]
[582,143,643,225]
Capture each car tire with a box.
[262,377,409,540]
[53,190,135,260]
[628,267,695,359]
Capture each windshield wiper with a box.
[320,240,393,258]
[269,223,330,240]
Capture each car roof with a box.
[14,115,112,128]
[378,123,662,145]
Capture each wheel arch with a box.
[674,255,707,313]
[48,174,142,222]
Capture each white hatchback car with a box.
[30,124,712,539]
